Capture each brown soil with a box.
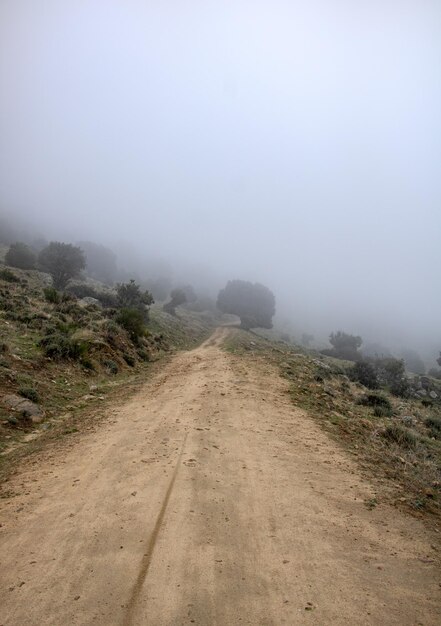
[0,327,440,625]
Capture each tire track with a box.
[122,432,188,626]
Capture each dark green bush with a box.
[373,405,393,417]
[39,331,87,361]
[375,357,410,397]
[116,280,153,319]
[115,307,145,342]
[18,387,39,403]
[358,393,392,410]
[5,242,36,270]
[350,361,379,389]
[382,424,418,449]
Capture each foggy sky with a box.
[1,1,440,354]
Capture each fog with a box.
[1,1,440,359]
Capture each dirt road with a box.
[0,327,439,625]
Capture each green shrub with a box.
[373,405,393,418]
[103,359,118,374]
[375,357,410,397]
[5,242,36,270]
[44,287,60,303]
[350,361,379,389]
[115,307,145,342]
[39,331,87,361]
[18,387,39,403]
[358,393,392,410]
[382,424,418,449]
[38,242,86,290]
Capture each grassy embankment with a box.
[224,329,441,520]
[0,266,219,481]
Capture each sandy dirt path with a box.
[0,327,440,625]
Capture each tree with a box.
[216,280,275,330]
[163,288,187,316]
[5,242,36,269]
[38,242,86,290]
[115,308,145,342]
[326,331,362,361]
[437,352,441,367]
[375,357,410,397]
[116,279,154,320]
[77,241,117,285]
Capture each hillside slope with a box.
[0,267,218,469]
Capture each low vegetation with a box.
[0,267,220,471]
[224,329,441,517]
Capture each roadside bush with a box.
[18,387,39,403]
[349,361,379,389]
[5,242,36,269]
[39,330,87,361]
[382,424,418,449]
[115,307,145,342]
[116,280,153,320]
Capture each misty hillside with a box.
[1,3,440,624]
[0,263,220,463]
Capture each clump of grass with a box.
[358,393,393,416]
[18,386,39,403]
[349,361,379,389]
[80,357,96,371]
[123,353,135,367]
[359,393,392,408]
[0,268,19,282]
[103,359,118,374]
[425,416,441,440]
[43,286,60,303]
[421,398,433,408]
[382,424,418,449]
[39,331,87,361]
[373,405,393,417]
